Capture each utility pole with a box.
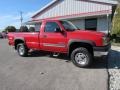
[20,11,23,26]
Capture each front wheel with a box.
[17,43,28,57]
[71,47,93,68]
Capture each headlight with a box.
[102,36,109,45]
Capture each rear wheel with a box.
[17,43,28,57]
[71,47,93,68]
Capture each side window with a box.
[45,22,60,32]
[34,23,42,32]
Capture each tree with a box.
[5,26,16,32]
[112,3,120,36]
[19,26,29,32]
[29,27,35,32]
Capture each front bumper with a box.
[93,44,111,57]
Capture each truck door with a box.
[40,21,67,53]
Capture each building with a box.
[30,0,117,33]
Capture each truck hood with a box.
[67,30,106,40]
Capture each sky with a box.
[0,0,52,31]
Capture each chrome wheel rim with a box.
[19,45,24,55]
[75,53,88,65]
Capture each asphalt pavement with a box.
[0,39,108,90]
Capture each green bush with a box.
[111,34,120,43]
[5,26,16,32]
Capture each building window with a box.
[85,18,97,31]
[45,22,60,32]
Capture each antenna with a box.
[20,11,23,26]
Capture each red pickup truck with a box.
[8,19,111,68]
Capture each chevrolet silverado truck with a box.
[8,19,111,68]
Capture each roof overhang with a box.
[24,20,42,25]
[32,0,58,18]
[32,0,118,18]
[82,0,118,5]
[30,10,111,22]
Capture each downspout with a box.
[107,13,110,35]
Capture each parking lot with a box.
[0,39,108,90]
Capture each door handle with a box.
[43,35,47,38]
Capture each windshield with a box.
[60,20,78,31]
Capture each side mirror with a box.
[54,28,61,32]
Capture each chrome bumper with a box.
[94,51,110,57]
[93,44,111,57]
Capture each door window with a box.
[45,22,60,32]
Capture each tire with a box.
[71,47,93,68]
[17,43,28,57]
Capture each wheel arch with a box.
[14,38,25,50]
[68,40,96,56]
